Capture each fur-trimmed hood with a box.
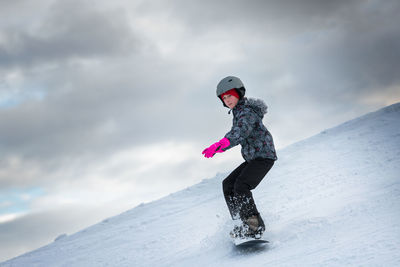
[234,97,268,118]
[245,97,268,118]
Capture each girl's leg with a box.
[222,161,248,219]
[233,158,274,220]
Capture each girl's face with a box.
[222,94,239,109]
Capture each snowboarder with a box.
[202,76,277,240]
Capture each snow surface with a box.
[1,103,400,267]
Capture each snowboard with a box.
[233,237,269,247]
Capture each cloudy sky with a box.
[1,0,400,261]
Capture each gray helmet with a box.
[216,76,246,99]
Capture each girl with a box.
[202,76,277,239]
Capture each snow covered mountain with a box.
[2,103,400,267]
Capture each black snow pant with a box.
[222,158,274,221]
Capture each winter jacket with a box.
[223,97,277,162]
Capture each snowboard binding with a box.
[230,216,265,240]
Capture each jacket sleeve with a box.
[223,108,257,150]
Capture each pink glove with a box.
[202,138,230,158]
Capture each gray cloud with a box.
[162,0,400,92]
[1,0,400,180]
[0,0,139,68]
[139,0,348,30]
[0,0,399,180]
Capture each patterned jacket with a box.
[223,97,277,162]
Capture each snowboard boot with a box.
[244,214,265,239]
[230,214,265,240]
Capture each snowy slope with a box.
[2,103,400,267]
